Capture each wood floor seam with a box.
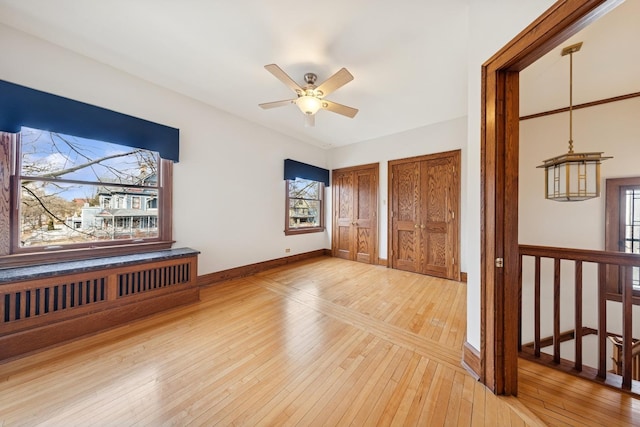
[254,276,467,375]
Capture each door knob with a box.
[421,224,425,229]
[414,224,419,229]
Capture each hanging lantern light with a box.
[537,42,612,201]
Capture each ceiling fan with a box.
[259,64,359,127]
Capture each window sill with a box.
[285,227,325,236]
[0,241,175,269]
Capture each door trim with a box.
[479,0,622,395]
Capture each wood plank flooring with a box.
[0,256,638,426]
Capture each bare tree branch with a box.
[21,185,97,238]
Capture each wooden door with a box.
[353,168,377,263]
[390,161,421,273]
[333,171,354,260]
[332,164,378,264]
[389,150,460,280]
[421,154,459,279]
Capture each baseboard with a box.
[378,258,387,266]
[197,249,328,287]
[460,272,468,282]
[462,341,481,380]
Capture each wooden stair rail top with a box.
[0,247,200,362]
[519,244,640,266]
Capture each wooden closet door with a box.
[332,164,378,264]
[389,150,460,280]
[421,156,456,278]
[333,170,354,260]
[390,161,421,273]
[353,168,377,264]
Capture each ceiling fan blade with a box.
[322,100,359,118]
[264,64,303,94]
[259,99,296,109]
[304,114,315,127]
[316,68,354,97]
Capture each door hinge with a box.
[495,258,504,268]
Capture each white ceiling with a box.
[0,1,636,149]
[520,0,640,116]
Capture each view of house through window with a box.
[624,188,640,290]
[18,127,160,248]
[285,178,323,235]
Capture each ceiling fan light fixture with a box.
[296,95,322,115]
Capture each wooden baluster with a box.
[534,256,541,358]
[553,258,560,364]
[598,263,607,379]
[622,266,633,389]
[575,260,582,372]
[518,253,523,352]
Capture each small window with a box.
[285,178,324,235]
[605,177,640,299]
[16,127,161,250]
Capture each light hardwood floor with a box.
[0,257,638,426]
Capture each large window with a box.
[605,177,640,299]
[285,178,324,235]
[0,128,173,266]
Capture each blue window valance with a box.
[0,79,180,162]
[284,159,330,186]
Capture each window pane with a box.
[623,189,640,290]
[288,179,321,200]
[289,199,320,228]
[20,178,159,247]
[20,127,158,186]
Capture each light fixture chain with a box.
[568,51,574,154]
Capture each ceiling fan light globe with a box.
[296,95,322,115]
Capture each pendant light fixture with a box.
[537,42,612,201]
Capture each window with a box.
[285,178,324,235]
[0,127,173,266]
[605,177,640,300]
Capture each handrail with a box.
[520,244,640,266]
[519,244,638,392]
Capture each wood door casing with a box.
[332,163,378,264]
[389,150,460,280]
[479,0,617,396]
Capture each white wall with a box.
[0,23,329,275]
[465,0,557,350]
[327,117,467,267]
[519,98,640,367]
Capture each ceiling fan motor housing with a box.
[304,73,317,85]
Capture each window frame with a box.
[284,178,325,236]
[605,176,640,303]
[0,131,174,268]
